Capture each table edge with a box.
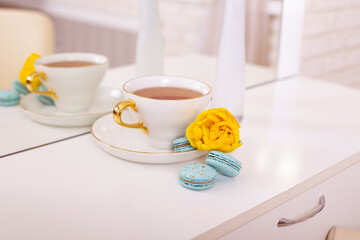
[194,151,360,240]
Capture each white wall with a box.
[300,0,360,89]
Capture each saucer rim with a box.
[19,87,121,118]
[91,115,200,155]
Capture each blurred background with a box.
[0,0,282,69]
[1,0,359,89]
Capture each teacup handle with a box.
[26,71,57,100]
[113,99,149,134]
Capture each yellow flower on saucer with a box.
[19,53,41,89]
[186,108,242,153]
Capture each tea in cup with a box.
[26,52,109,113]
[113,76,211,149]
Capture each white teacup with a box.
[26,52,109,113]
[113,76,212,150]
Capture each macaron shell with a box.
[0,99,20,106]
[173,136,190,145]
[178,163,216,190]
[12,79,30,95]
[206,151,241,177]
[179,178,215,190]
[206,158,239,177]
[174,145,196,152]
[0,89,20,106]
[173,136,196,152]
[13,85,29,95]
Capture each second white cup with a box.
[26,52,109,113]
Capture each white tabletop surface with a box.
[0,105,89,157]
[0,76,359,240]
[0,54,274,157]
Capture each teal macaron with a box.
[178,163,216,190]
[37,84,55,105]
[12,79,30,95]
[173,136,196,152]
[206,150,242,177]
[0,89,20,106]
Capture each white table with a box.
[0,75,359,239]
[0,54,275,157]
[0,105,89,157]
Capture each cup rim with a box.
[35,52,109,68]
[122,75,212,101]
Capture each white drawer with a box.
[220,160,360,240]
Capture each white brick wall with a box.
[157,0,208,56]
[345,29,360,48]
[301,0,360,89]
[59,0,208,56]
[60,0,210,56]
[326,67,360,88]
[300,57,326,77]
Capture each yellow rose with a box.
[186,108,243,153]
[19,53,41,89]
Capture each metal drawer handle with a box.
[277,195,326,227]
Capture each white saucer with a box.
[91,114,206,164]
[19,87,123,127]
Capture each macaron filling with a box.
[179,177,215,185]
[209,155,241,170]
[174,143,191,149]
[173,137,196,152]
[12,79,30,94]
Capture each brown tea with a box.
[133,87,203,100]
[44,61,97,68]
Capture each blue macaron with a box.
[12,79,30,95]
[37,85,55,105]
[206,150,242,177]
[0,89,20,106]
[173,136,196,152]
[178,163,216,190]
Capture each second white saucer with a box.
[19,87,122,127]
[91,114,206,164]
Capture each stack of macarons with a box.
[0,79,54,106]
[174,137,242,191]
